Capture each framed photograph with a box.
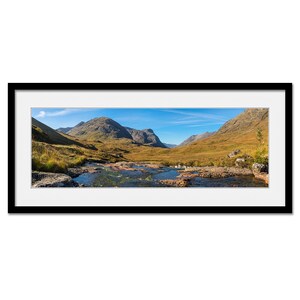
[8,83,292,213]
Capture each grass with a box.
[32,142,88,173]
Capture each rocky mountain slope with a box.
[216,108,268,135]
[125,127,166,148]
[66,116,166,148]
[67,117,133,141]
[169,108,269,160]
[179,132,215,146]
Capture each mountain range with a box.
[57,121,85,133]
[37,108,269,149]
[32,108,269,171]
[56,117,167,148]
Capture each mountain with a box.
[175,108,269,158]
[67,117,133,141]
[56,126,73,134]
[32,118,82,146]
[56,121,85,134]
[216,108,268,135]
[66,117,167,148]
[164,143,177,148]
[125,127,166,148]
[179,132,215,146]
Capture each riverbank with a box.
[32,161,268,187]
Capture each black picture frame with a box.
[8,83,293,214]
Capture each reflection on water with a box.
[73,163,267,187]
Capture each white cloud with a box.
[162,109,227,122]
[187,122,223,128]
[47,108,81,117]
[35,108,85,118]
[161,109,227,127]
[36,111,46,118]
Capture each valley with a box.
[31,108,269,187]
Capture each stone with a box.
[235,157,245,167]
[252,163,268,173]
[32,171,79,187]
[253,172,269,184]
[159,179,190,187]
[227,149,241,158]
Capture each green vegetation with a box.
[32,142,87,173]
[254,127,268,165]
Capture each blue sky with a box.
[31,108,245,144]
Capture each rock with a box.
[159,179,190,187]
[252,163,268,173]
[177,172,199,179]
[252,163,268,184]
[197,166,253,178]
[253,172,269,184]
[235,157,245,167]
[142,163,163,169]
[227,149,241,158]
[67,168,89,178]
[67,166,101,177]
[32,171,79,187]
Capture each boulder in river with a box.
[159,179,190,187]
[197,166,253,178]
[252,163,268,184]
[253,172,269,184]
[32,171,79,187]
[252,163,268,173]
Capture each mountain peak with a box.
[67,117,133,140]
[125,127,166,148]
[75,121,85,127]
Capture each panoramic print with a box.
[31,108,269,188]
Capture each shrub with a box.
[254,148,268,165]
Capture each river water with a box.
[73,163,267,187]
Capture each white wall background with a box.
[0,1,298,299]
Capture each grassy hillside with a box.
[32,139,134,173]
[32,117,84,147]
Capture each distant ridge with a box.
[57,121,85,134]
[179,132,215,146]
[164,143,177,148]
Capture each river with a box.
[72,163,267,187]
